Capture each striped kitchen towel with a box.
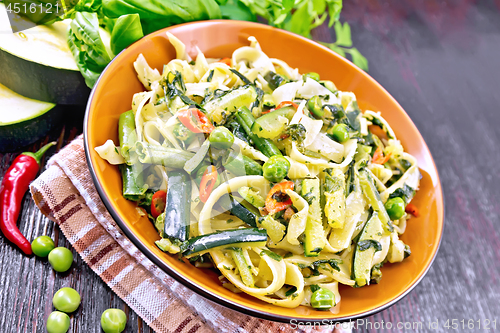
[30,136,349,333]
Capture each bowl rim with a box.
[84,19,444,323]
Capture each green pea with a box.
[53,287,81,313]
[303,72,320,81]
[31,235,55,257]
[330,123,349,143]
[101,309,127,333]
[209,126,234,149]
[307,96,324,118]
[262,155,290,183]
[310,287,335,310]
[385,197,405,220]
[46,311,70,333]
[48,247,73,273]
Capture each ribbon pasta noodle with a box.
[95,33,421,311]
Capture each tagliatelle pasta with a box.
[95,33,421,310]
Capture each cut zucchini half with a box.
[0,3,90,104]
[0,83,64,152]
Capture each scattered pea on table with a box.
[53,287,81,313]
[101,308,127,333]
[31,235,55,257]
[48,247,74,272]
[46,311,70,333]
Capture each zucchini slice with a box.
[251,106,295,139]
[302,178,325,256]
[164,171,192,242]
[180,228,268,256]
[0,83,64,152]
[352,212,384,287]
[0,4,94,104]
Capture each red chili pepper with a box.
[199,166,218,203]
[372,146,392,165]
[0,142,55,255]
[405,203,420,217]
[218,57,232,66]
[275,101,299,110]
[265,181,294,215]
[177,108,215,133]
[151,190,167,218]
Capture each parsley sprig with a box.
[216,0,368,71]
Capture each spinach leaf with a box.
[310,259,342,273]
[264,71,287,90]
[357,239,382,252]
[68,11,112,88]
[309,284,321,293]
[229,69,252,85]
[102,0,221,35]
[110,13,144,56]
[389,184,415,204]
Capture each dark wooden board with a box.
[1,1,499,332]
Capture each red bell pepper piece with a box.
[405,203,420,217]
[199,166,218,203]
[151,190,167,218]
[372,146,392,165]
[265,181,294,215]
[177,108,215,134]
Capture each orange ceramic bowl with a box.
[84,20,444,323]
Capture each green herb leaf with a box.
[389,184,415,204]
[310,284,321,293]
[357,239,382,252]
[102,0,222,35]
[219,0,256,21]
[67,11,112,88]
[229,69,252,85]
[260,249,282,261]
[326,0,342,26]
[334,21,352,47]
[347,47,369,71]
[110,13,144,56]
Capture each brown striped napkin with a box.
[29,136,347,333]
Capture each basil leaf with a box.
[102,0,221,35]
[68,11,112,88]
[219,0,256,21]
[110,13,144,56]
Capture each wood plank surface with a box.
[0,1,499,332]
